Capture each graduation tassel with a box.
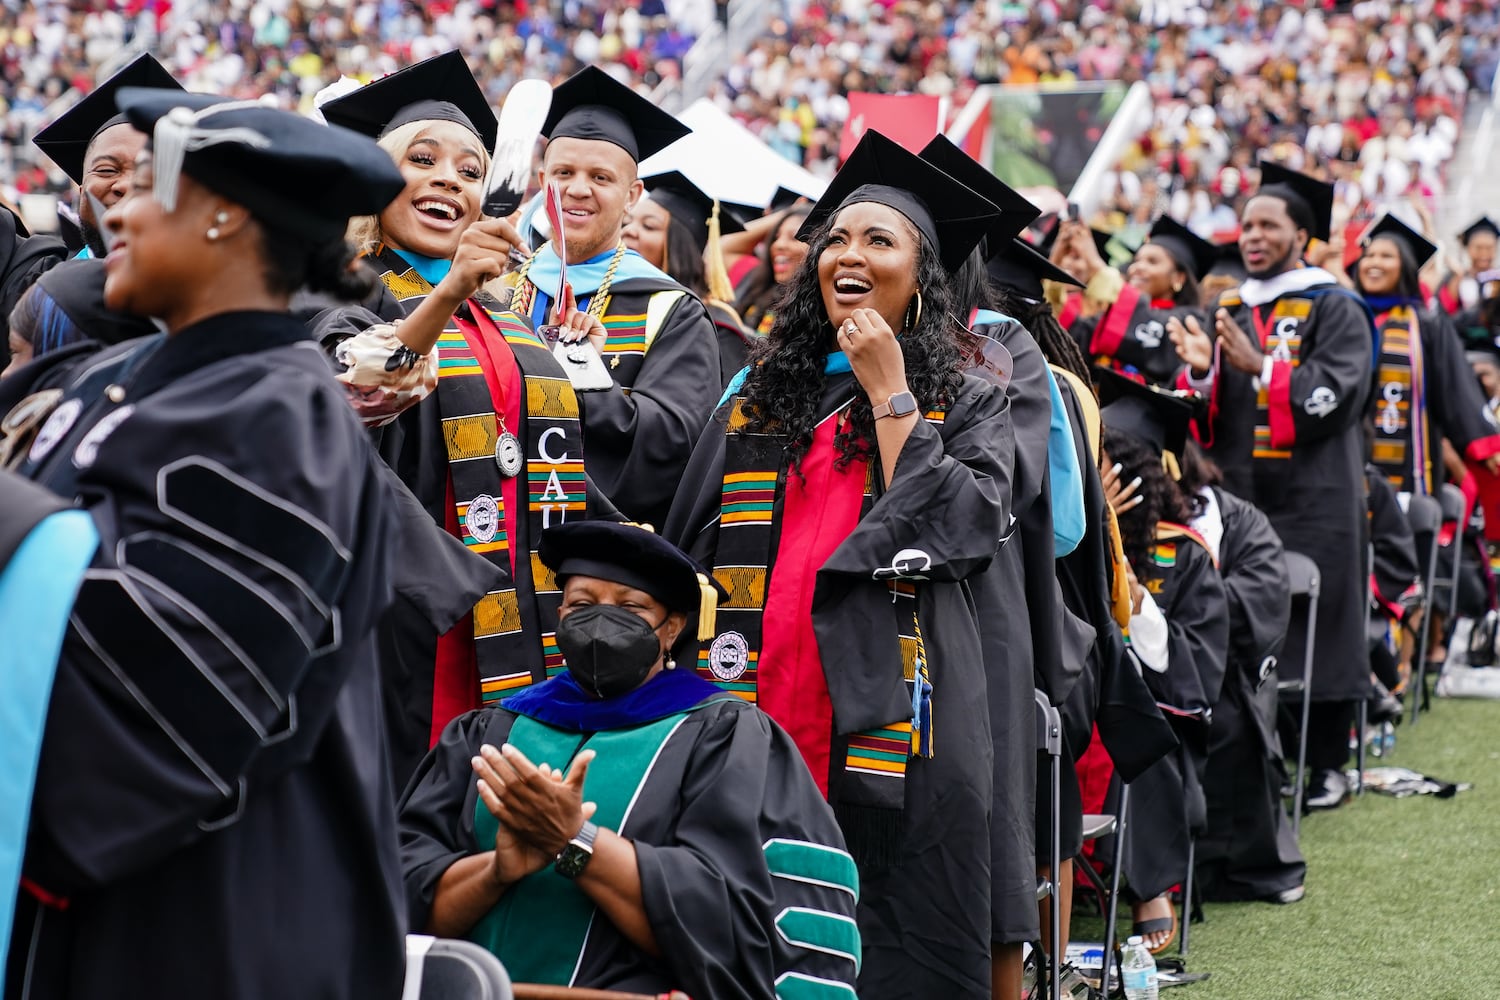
[705,200,742,312]
[1162,450,1182,481]
[152,99,274,212]
[696,572,719,640]
[909,618,934,759]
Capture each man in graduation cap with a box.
[33,54,182,261]
[399,521,858,999]
[506,66,721,528]
[1171,160,1377,812]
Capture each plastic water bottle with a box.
[1121,935,1159,1000]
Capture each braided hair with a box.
[996,287,1093,385]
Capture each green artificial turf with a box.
[1072,697,1500,999]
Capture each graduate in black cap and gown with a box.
[1351,212,1500,495]
[666,130,1011,1000]
[626,170,754,385]
[320,53,627,786]
[3,259,157,375]
[1067,216,1215,386]
[1176,442,1305,904]
[1077,369,1228,953]
[0,88,409,998]
[507,66,721,528]
[1171,160,1377,813]
[1439,216,1499,315]
[920,135,1091,997]
[399,521,858,999]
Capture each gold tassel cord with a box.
[696,573,719,640]
[705,199,736,306]
[1162,450,1182,481]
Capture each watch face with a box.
[554,842,592,879]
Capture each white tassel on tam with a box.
[151,99,275,212]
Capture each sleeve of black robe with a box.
[22,360,395,893]
[1140,539,1230,728]
[1214,488,1291,679]
[579,291,722,526]
[1070,283,1198,386]
[636,701,860,1000]
[1365,467,1421,609]
[397,708,499,930]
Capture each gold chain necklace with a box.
[513,241,628,322]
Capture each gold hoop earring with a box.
[905,290,923,332]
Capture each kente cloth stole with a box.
[370,245,438,310]
[1370,307,1431,494]
[698,397,937,815]
[437,304,587,701]
[1240,294,1311,462]
[469,709,697,985]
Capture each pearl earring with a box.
[207,211,230,241]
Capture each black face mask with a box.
[556,604,666,699]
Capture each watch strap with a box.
[872,390,917,420]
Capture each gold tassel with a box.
[1162,451,1182,481]
[705,199,736,305]
[696,572,719,640]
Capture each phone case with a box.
[552,340,613,391]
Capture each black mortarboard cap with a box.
[118,89,405,243]
[539,521,729,639]
[1094,365,1196,459]
[319,50,497,154]
[1037,216,1114,262]
[918,135,1041,247]
[33,259,157,346]
[34,53,182,184]
[799,129,1000,271]
[542,65,690,163]
[1255,160,1335,243]
[1207,240,1248,282]
[1147,215,1216,281]
[1460,216,1500,245]
[770,186,804,213]
[987,235,1084,299]
[1359,211,1438,270]
[643,170,745,255]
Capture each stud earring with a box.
[206,227,220,241]
[207,211,230,241]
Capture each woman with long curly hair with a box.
[665,131,1012,1000]
[1074,370,1229,957]
[733,202,813,336]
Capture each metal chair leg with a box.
[1178,836,1195,957]
[1051,754,1062,1000]
[1100,784,1129,1000]
[1355,698,1367,795]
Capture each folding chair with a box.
[1354,542,1373,796]
[1278,552,1320,840]
[1073,794,1128,999]
[513,988,689,1000]
[1414,483,1468,719]
[1034,689,1064,1000]
[1404,492,1442,727]
[404,936,513,1000]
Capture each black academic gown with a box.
[1070,281,1203,386]
[1368,305,1500,492]
[967,314,1076,944]
[1367,466,1421,615]
[1198,486,1305,901]
[523,274,722,527]
[399,685,859,1000]
[1201,283,1375,702]
[0,207,66,361]
[1,313,404,1000]
[666,372,1012,1000]
[1095,530,1227,902]
[709,299,755,387]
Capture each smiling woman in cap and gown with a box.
[504,66,721,528]
[665,130,1011,999]
[1171,159,1377,813]
[318,53,628,786]
[0,88,410,998]
[399,521,858,999]
[625,169,755,386]
[1438,216,1500,315]
[1060,215,1215,387]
